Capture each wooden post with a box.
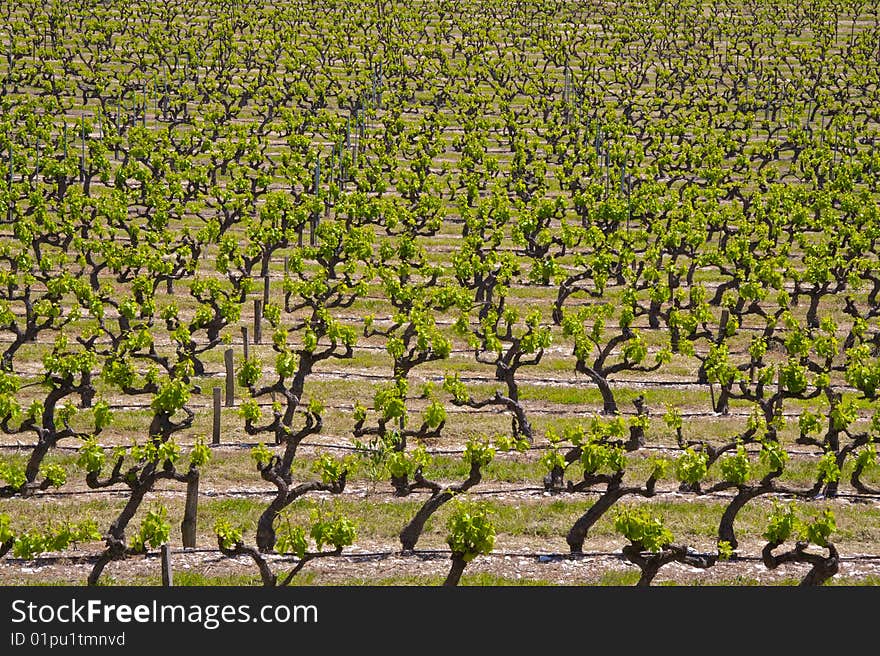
[115,102,120,158]
[161,543,173,586]
[351,118,360,169]
[260,251,270,278]
[314,156,321,195]
[254,298,262,345]
[6,145,11,223]
[224,348,234,407]
[329,150,335,188]
[241,325,249,361]
[718,309,729,343]
[80,115,86,183]
[181,469,199,548]
[213,387,222,444]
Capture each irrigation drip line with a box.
[56,367,867,396]
[5,548,880,567]
[0,438,835,459]
[38,401,866,423]
[224,439,831,459]
[467,486,547,496]
[307,371,868,396]
[91,401,651,414]
[3,389,871,424]
[0,439,831,459]
[363,439,831,457]
[11,482,880,504]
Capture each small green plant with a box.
[830,397,858,431]
[539,447,566,474]
[463,437,495,468]
[313,454,349,485]
[385,444,431,480]
[237,357,262,387]
[798,410,823,438]
[423,400,446,429]
[239,398,261,423]
[251,442,274,468]
[759,502,839,584]
[11,533,47,559]
[663,405,683,442]
[310,512,357,552]
[5,520,100,560]
[189,438,211,468]
[374,380,407,422]
[446,500,495,562]
[763,502,836,548]
[804,510,836,548]
[717,540,734,560]
[580,440,626,475]
[214,519,244,550]
[719,443,750,485]
[77,437,106,474]
[613,506,673,553]
[131,506,171,552]
[275,524,309,558]
[0,461,27,488]
[93,401,113,431]
[151,379,190,413]
[443,373,470,404]
[855,443,877,469]
[648,457,671,480]
[816,451,841,485]
[759,439,788,472]
[675,448,708,487]
[493,433,530,453]
[39,464,67,488]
